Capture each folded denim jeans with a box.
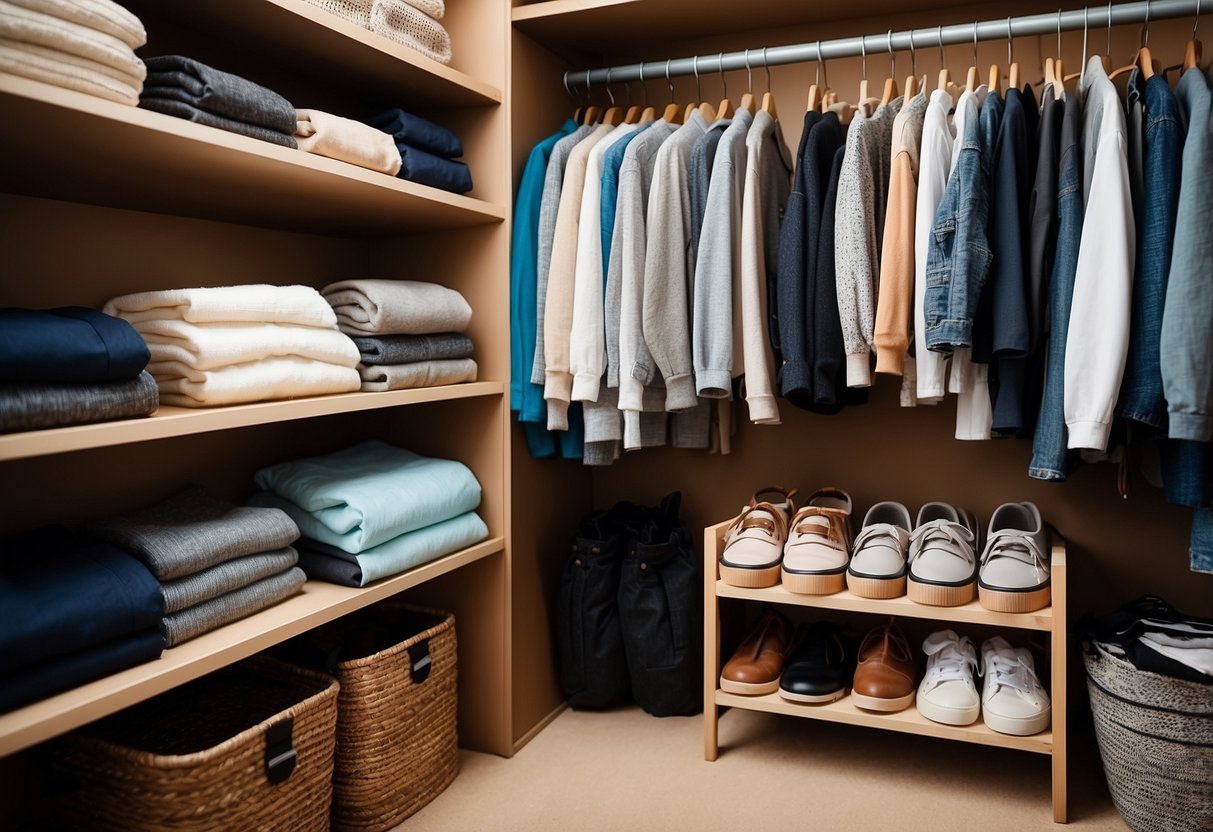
[396,142,472,193]
[0,307,149,384]
[0,370,158,433]
[366,107,462,158]
[142,55,296,135]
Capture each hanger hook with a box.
[973,21,979,67]
[1057,8,1063,59]
[861,36,867,80]
[745,48,753,93]
[717,52,728,101]
[563,72,573,102]
[693,56,702,103]
[1007,16,1013,66]
[638,61,648,106]
[1195,0,1202,40]
[888,29,896,78]
[1107,1,1113,58]
[910,30,916,77]
[763,47,772,94]
[665,58,674,102]
[814,40,822,86]
[938,24,946,71]
[605,67,615,106]
[1143,0,1151,48]
[1082,6,1090,78]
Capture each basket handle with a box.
[264,717,297,785]
[408,639,433,684]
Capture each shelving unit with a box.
[702,518,1069,823]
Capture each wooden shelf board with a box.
[715,581,1054,631]
[0,76,505,236]
[716,690,1053,755]
[0,536,505,757]
[0,381,504,462]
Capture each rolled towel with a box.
[352,332,473,365]
[82,486,300,581]
[142,55,296,136]
[321,279,471,336]
[0,307,149,384]
[357,358,476,391]
[6,0,146,49]
[294,108,402,175]
[149,356,361,407]
[396,142,473,193]
[369,0,451,65]
[161,567,306,647]
[133,319,359,372]
[295,511,488,586]
[365,107,461,158]
[0,0,143,79]
[104,284,338,328]
[249,439,481,553]
[159,547,299,614]
[0,39,142,105]
[0,370,158,433]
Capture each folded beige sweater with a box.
[295,108,402,175]
[134,319,360,371]
[151,357,361,407]
[6,0,146,49]
[0,38,141,105]
[105,285,338,329]
[0,0,144,79]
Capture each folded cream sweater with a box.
[105,284,338,328]
[134,319,359,371]
[6,0,145,48]
[151,356,360,407]
[0,0,143,79]
[0,38,141,105]
[295,108,402,175]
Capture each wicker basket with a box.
[1084,640,1213,832]
[278,602,459,832]
[45,656,339,832]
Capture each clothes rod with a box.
[563,0,1204,89]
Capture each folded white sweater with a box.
[321,279,471,335]
[151,356,361,407]
[0,38,141,105]
[6,0,146,49]
[0,0,143,79]
[295,108,402,175]
[105,285,338,328]
[134,319,360,371]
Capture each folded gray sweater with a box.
[322,279,472,336]
[0,370,157,432]
[161,566,305,647]
[142,56,296,135]
[159,547,299,614]
[357,359,477,391]
[351,333,473,365]
[139,97,298,148]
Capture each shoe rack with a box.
[702,518,1069,823]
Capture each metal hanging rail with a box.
[562,0,1204,90]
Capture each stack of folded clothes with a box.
[0,307,158,433]
[299,0,451,65]
[0,525,164,711]
[249,439,488,587]
[0,0,147,106]
[294,108,401,175]
[138,55,298,148]
[83,487,305,647]
[366,107,471,193]
[103,284,361,407]
[321,279,476,391]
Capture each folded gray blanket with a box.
[296,546,362,587]
[159,547,299,614]
[139,97,297,148]
[161,566,305,647]
[0,370,157,432]
[142,55,296,135]
[352,332,473,365]
[84,486,300,581]
[321,279,471,335]
[358,358,476,391]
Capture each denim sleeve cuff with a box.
[846,352,873,388]
[571,372,601,402]
[1168,411,1213,443]
[664,373,700,412]
[695,368,732,399]
[925,319,973,352]
[1066,419,1112,451]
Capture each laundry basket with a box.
[1083,640,1213,832]
[45,656,339,832]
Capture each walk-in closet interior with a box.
[0,0,1210,828]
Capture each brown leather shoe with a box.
[851,618,917,712]
[720,609,792,695]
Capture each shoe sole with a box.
[719,562,781,588]
[781,569,846,595]
[983,707,1051,736]
[778,687,846,704]
[916,697,980,726]
[850,690,915,712]
[979,584,1051,613]
[907,578,976,607]
[846,572,906,599]
[720,677,780,696]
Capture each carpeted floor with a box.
[403,705,1126,831]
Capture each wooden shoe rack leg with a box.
[702,519,1069,823]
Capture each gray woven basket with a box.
[1084,641,1213,832]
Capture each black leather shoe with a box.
[778,621,857,704]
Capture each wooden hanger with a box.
[1003,17,1019,91]
[712,53,734,119]
[988,63,1001,93]
[582,105,602,125]
[1185,3,1203,70]
[760,48,778,118]
[660,60,683,125]
[879,30,899,106]
[1111,3,1156,82]
[738,48,757,112]
[964,21,980,92]
[624,105,641,124]
[807,42,825,113]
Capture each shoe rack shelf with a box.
[702,517,1070,824]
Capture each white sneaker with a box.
[846,501,912,599]
[907,503,980,607]
[978,502,1051,613]
[981,637,1051,736]
[917,630,980,726]
[781,488,853,595]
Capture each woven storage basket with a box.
[278,602,459,832]
[1084,641,1213,832]
[45,656,338,832]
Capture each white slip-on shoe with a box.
[917,629,980,726]
[979,502,1051,613]
[846,501,912,599]
[906,502,980,607]
[719,501,789,588]
[781,488,853,595]
[981,636,1051,736]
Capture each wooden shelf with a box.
[716,581,1056,632]
[0,536,504,757]
[0,75,505,236]
[716,690,1053,755]
[0,381,504,462]
[127,0,502,108]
